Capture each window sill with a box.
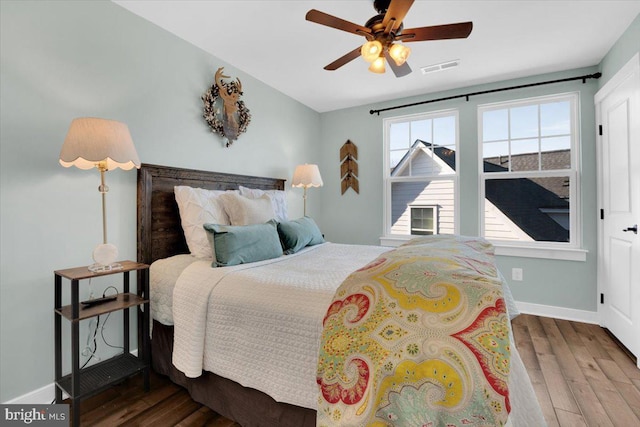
[493,244,587,261]
[380,236,413,247]
[379,236,588,262]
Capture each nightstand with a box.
[54,261,150,427]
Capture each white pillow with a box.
[239,186,289,222]
[219,192,276,225]
[174,186,231,259]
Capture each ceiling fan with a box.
[305,0,473,77]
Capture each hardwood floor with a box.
[76,315,640,426]
[73,371,240,426]
[512,314,640,426]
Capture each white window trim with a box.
[493,243,587,261]
[477,92,584,260]
[381,109,460,243]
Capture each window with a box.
[383,110,458,240]
[479,93,580,248]
[410,205,438,235]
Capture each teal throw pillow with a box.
[277,216,324,255]
[203,220,283,267]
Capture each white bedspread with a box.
[172,243,388,408]
[150,254,199,326]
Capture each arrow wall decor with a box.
[340,140,359,194]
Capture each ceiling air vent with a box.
[420,59,460,75]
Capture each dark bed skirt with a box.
[151,320,316,427]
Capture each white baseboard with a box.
[3,382,60,405]
[3,350,139,405]
[515,301,599,324]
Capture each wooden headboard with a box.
[137,163,286,265]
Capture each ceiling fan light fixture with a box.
[388,43,411,66]
[361,40,383,62]
[368,56,386,74]
[305,3,473,77]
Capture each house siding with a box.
[391,146,456,235]
[391,180,456,235]
[484,201,534,241]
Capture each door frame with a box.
[595,52,640,357]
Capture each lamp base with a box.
[89,243,122,272]
[88,262,123,273]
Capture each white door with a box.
[596,53,640,364]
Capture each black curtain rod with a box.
[369,72,602,115]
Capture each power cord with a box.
[102,285,118,298]
[80,285,124,367]
[100,311,125,351]
[88,278,95,300]
[99,285,125,350]
[80,316,100,369]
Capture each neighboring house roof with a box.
[391,140,455,176]
[484,150,570,200]
[393,140,569,242]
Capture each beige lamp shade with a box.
[292,164,323,188]
[59,117,140,170]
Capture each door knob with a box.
[623,224,638,234]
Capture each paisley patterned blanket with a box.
[316,236,511,426]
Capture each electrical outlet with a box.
[512,268,523,281]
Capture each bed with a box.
[137,163,546,427]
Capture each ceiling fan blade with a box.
[324,47,362,71]
[384,51,412,77]
[306,9,372,37]
[382,0,415,33]
[401,22,473,42]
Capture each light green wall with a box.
[317,68,599,313]
[598,13,640,88]
[0,0,320,402]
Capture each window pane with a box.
[511,138,539,155]
[439,145,457,172]
[483,109,508,141]
[390,122,410,150]
[511,139,540,171]
[390,149,408,173]
[391,181,454,235]
[541,101,570,136]
[510,105,539,139]
[433,116,456,146]
[483,141,509,172]
[411,119,432,145]
[484,177,570,242]
[541,137,571,170]
[423,215,434,229]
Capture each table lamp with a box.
[59,117,140,272]
[292,164,323,216]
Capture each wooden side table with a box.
[54,261,150,427]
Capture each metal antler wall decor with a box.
[340,140,359,194]
[202,67,252,147]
